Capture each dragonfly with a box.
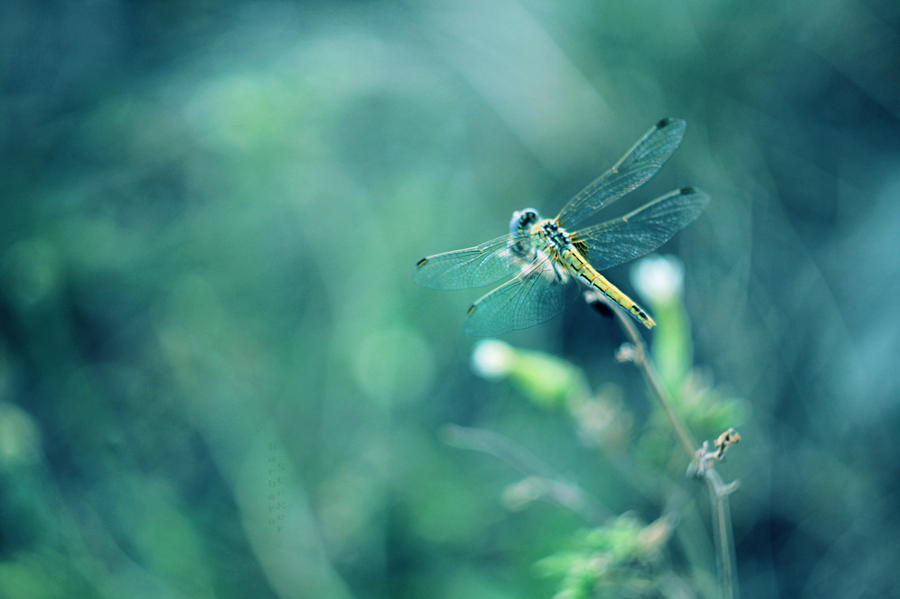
[414,118,709,337]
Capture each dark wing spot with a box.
[680,187,695,195]
[656,117,671,129]
[416,257,428,267]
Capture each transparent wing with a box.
[414,232,546,290]
[570,187,710,272]
[464,256,580,337]
[556,118,686,228]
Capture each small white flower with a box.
[471,339,515,380]
[630,255,684,304]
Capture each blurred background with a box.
[2,0,899,597]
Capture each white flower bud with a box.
[630,255,684,304]
[471,339,515,380]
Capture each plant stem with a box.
[586,291,697,460]
[705,469,740,599]
[586,290,739,599]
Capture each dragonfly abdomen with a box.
[559,246,657,329]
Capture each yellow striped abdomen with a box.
[560,247,657,329]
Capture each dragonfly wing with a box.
[556,118,686,228]
[464,256,580,337]
[415,232,539,290]
[571,187,709,272]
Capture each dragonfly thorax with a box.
[538,219,572,252]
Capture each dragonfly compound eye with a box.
[510,208,541,236]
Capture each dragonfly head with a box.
[510,208,541,237]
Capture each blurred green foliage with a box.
[468,258,745,597]
[536,513,678,599]
[2,0,900,598]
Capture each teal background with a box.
[1,1,899,597]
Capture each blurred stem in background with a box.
[466,255,743,599]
